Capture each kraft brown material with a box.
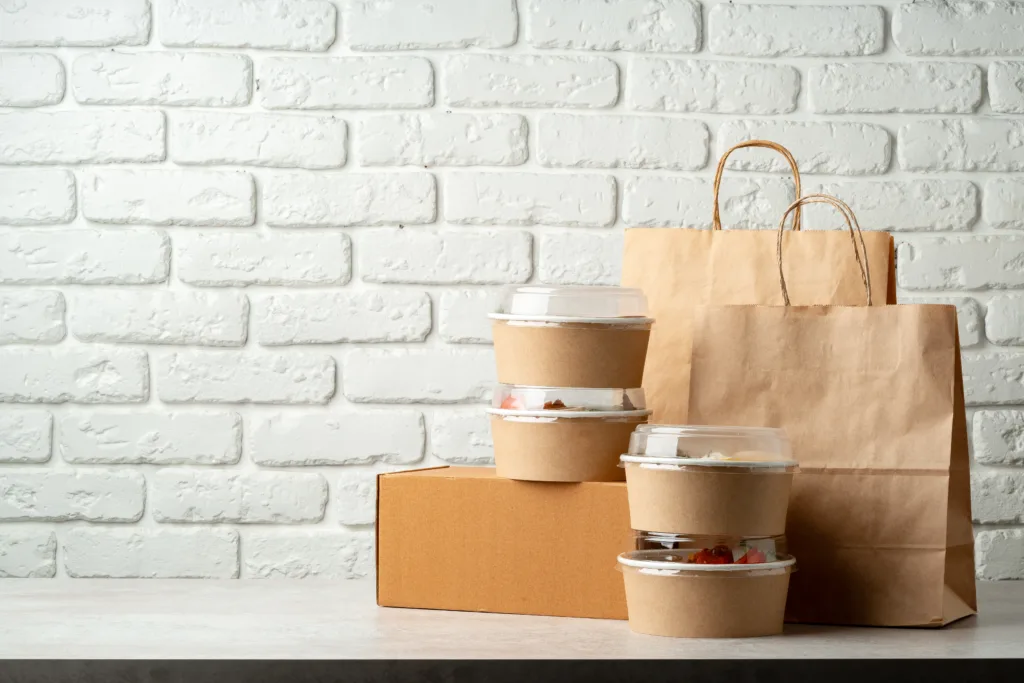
[621,139,896,423]
[492,320,650,388]
[376,466,632,620]
[621,568,791,638]
[623,465,792,536]
[686,195,976,627]
[492,415,646,482]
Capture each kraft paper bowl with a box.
[622,425,797,536]
[489,286,653,388]
[488,386,650,483]
[618,550,796,639]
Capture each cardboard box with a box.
[376,466,631,620]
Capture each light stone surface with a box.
[343,349,495,404]
[248,412,425,466]
[0,470,144,521]
[0,53,65,106]
[152,470,327,524]
[264,173,435,227]
[358,114,527,167]
[0,229,169,286]
[718,120,891,175]
[973,410,1024,466]
[708,4,884,57]
[444,55,618,108]
[0,170,76,225]
[0,291,66,344]
[244,531,373,579]
[64,529,239,578]
[156,352,335,405]
[176,232,350,287]
[538,114,708,170]
[0,412,52,463]
[810,63,982,113]
[525,0,700,52]
[253,291,430,345]
[0,531,56,578]
[0,0,150,47]
[0,110,164,164]
[0,348,148,404]
[258,57,433,110]
[159,0,335,50]
[431,411,495,465]
[446,173,614,227]
[627,58,798,114]
[82,170,254,226]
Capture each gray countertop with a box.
[0,580,1021,659]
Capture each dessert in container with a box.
[621,425,797,536]
[633,531,787,562]
[488,385,650,482]
[618,548,796,638]
[490,286,653,388]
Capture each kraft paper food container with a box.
[488,385,651,482]
[618,549,796,638]
[633,531,787,561]
[621,425,796,536]
[490,286,653,388]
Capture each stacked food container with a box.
[617,425,799,638]
[487,286,654,482]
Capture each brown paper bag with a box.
[688,195,976,627]
[622,140,897,422]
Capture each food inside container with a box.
[618,549,796,638]
[632,532,787,564]
[488,385,650,483]
[490,286,653,388]
[621,425,797,536]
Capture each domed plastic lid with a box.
[633,531,786,564]
[489,286,651,322]
[622,424,796,469]
[618,549,796,574]
[487,384,649,418]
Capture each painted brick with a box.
[446,173,615,227]
[0,291,66,344]
[538,114,708,170]
[0,348,148,404]
[431,410,495,465]
[444,55,618,108]
[359,229,532,285]
[0,0,150,47]
[156,351,335,405]
[264,173,435,227]
[972,469,1024,523]
[989,61,1024,113]
[627,58,798,114]
[897,237,1024,290]
[160,0,335,50]
[70,291,247,347]
[810,63,982,113]
[718,120,891,175]
[900,118,1024,171]
[170,112,346,169]
[975,529,1024,580]
[345,0,516,50]
[983,178,1024,229]
[248,411,425,466]
[0,229,169,285]
[0,170,76,226]
[894,0,1024,56]
[0,110,164,164]
[986,295,1024,345]
[358,114,527,167]
[0,470,143,522]
[176,232,350,287]
[899,296,983,347]
[806,180,979,232]
[708,4,884,57]
[336,472,377,526]
[259,57,433,110]
[59,412,241,465]
[82,169,254,227]
[0,53,65,106]
[245,531,372,579]
[623,176,794,229]
[539,230,623,285]
[973,410,1024,466]
[343,349,495,404]
[526,0,700,52]
[72,52,250,106]
[0,411,52,463]
[963,352,1024,406]
[65,529,239,579]
[0,531,55,578]
[152,470,327,524]
[439,290,503,344]
[253,291,430,345]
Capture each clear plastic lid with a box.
[488,384,649,417]
[633,532,786,563]
[622,424,796,470]
[489,286,651,322]
[618,549,796,576]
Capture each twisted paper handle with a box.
[712,140,802,231]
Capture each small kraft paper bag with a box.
[622,140,896,423]
[688,195,977,627]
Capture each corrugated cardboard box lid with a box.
[377,466,631,620]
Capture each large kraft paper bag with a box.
[688,196,976,627]
[622,140,896,423]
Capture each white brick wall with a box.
[1,0,1023,581]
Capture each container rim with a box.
[619,455,798,469]
[488,313,654,325]
[632,424,790,439]
[617,552,796,572]
[488,408,652,419]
